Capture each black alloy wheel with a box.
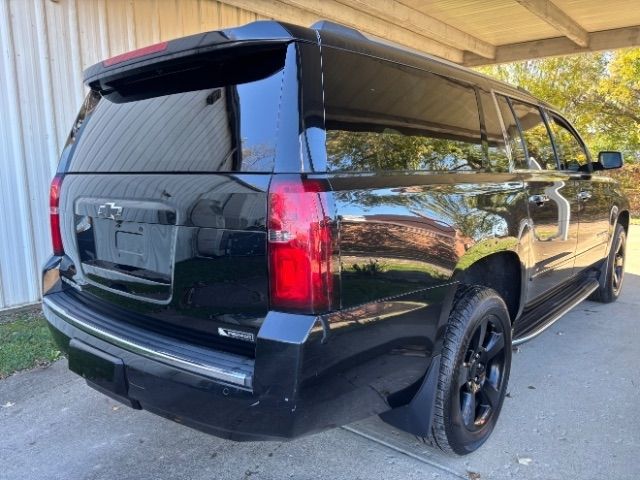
[612,232,626,296]
[458,314,507,431]
[426,285,512,455]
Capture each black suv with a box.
[42,21,628,455]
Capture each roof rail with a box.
[310,20,367,40]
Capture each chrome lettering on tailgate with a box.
[218,328,255,343]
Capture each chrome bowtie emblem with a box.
[97,202,123,220]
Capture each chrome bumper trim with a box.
[43,297,253,388]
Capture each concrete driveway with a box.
[2,226,639,480]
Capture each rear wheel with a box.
[590,224,626,303]
[427,286,512,455]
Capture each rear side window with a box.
[65,48,286,173]
[509,100,557,170]
[495,95,527,170]
[478,90,509,171]
[322,48,484,172]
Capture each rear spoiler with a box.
[83,20,317,90]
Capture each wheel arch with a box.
[617,210,630,234]
[451,247,525,323]
[382,249,525,440]
[605,208,629,259]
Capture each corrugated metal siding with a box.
[0,0,267,310]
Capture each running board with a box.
[513,279,599,345]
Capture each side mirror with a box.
[597,151,623,170]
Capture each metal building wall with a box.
[0,0,266,310]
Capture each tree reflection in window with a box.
[322,47,484,173]
[479,90,510,172]
[547,114,589,171]
[509,100,557,170]
[327,129,484,172]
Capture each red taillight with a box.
[49,174,64,256]
[268,177,333,313]
[102,41,169,67]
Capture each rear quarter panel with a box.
[329,171,527,309]
[294,171,529,409]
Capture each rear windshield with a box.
[65,47,286,173]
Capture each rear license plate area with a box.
[79,219,175,302]
[115,230,144,256]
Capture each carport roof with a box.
[225,0,640,65]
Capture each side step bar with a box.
[513,279,599,345]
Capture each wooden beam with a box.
[220,0,318,27]
[515,0,589,47]
[463,25,640,66]
[334,0,495,59]
[221,0,464,63]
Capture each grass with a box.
[631,217,640,225]
[0,306,61,379]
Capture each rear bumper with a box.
[43,271,449,441]
[43,292,324,440]
[44,296,254,388]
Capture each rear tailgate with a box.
[55,43,288,356]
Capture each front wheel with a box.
[427,286,512,455]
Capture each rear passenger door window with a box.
[509,100,557,170]
[322,48,484,172]
[494,95,527,170]
[546,114,589,171]
[478,90,509,172]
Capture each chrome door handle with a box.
[577,191,592,201]
[529,194,550,206]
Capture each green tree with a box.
[592,49,640,156]
[477,49,640,162]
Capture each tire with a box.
[590,224,626,304]
[426,286,512,455]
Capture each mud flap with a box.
[378,354,441,436]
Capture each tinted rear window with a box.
[478,90,509,172]
[66,48,286,173]
[509,100,557,170]
[322,47,484,172]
